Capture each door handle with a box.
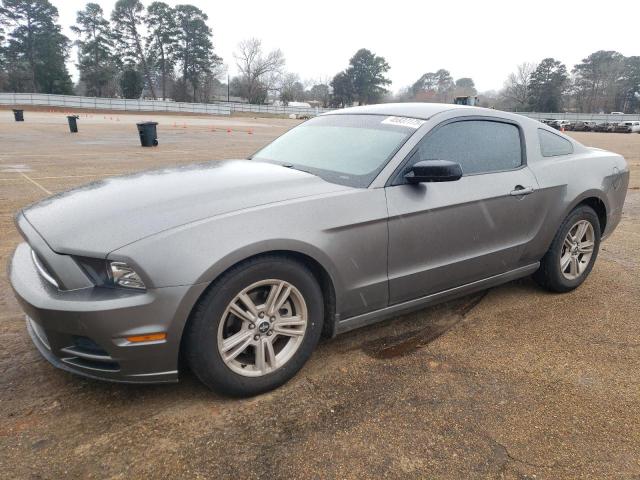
[509,186,535,196]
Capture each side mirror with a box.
[404,160,463,183]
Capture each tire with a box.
[533,205,601,293]
[185,255,324,397]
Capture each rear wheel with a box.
[185,256,323,397]
[533,205,601,293]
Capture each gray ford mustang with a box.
[9,103,629,396]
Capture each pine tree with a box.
[71,3,115,97]
[0,14,6,69]
[345,49,390,105]
[528,58,568,112]
[330,71,353,107]
[174,4,220,102]
[119,64,143,98]
[145,1,177,100]
[1,0,72,93]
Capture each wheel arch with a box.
[567,191,608,235]
[578,196,607,234]
[177,247,339,371]
[536,190,609,263]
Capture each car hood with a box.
[22,160,350,256]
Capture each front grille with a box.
[59,336,120,372]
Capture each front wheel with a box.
[185,256,324,397]
[533,205,601,293]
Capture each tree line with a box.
[1,0,639,113]
[0,0,221,101]
[398,53,640,114]
[330,50,640,114]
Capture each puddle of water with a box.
[361,291,488,359]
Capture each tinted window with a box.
[252,114,416,187]
[538,129,573,157]
[414,120,522,175]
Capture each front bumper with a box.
[9,242,206,384]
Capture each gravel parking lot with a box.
[1,109,639,479]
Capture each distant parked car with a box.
[573,121,597,132]
[607,122,619,132]
[551,120,572,131]
[614,121,640,133]
[593,122,611,132]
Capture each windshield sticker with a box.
[381,116,426,129]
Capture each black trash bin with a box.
[13,109,24,122]
[67,115,79,133]
[136,121,158,147]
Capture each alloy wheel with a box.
[560,220,595,280]
[217,279,308,377]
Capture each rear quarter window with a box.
[538,129,574,157]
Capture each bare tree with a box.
[306,76,332,107]
[234,38,284,103]
[278,72,304,105]
[501,62,536,110]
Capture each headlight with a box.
[109,262,146,290]
[73,257,147,290]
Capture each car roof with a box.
[322,102,485,120]
[320,102,549,130]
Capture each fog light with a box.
[109,262,146,290]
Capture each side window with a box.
[538,129,573,157]
[413,120,523,175]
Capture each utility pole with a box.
[227,75,230,102]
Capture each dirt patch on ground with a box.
[0,111,639,479]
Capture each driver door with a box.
[385,118,544,304]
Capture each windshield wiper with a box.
[281,163,315,176]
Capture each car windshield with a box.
[251,114,418,187]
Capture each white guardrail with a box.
[0,93,335,117]
[0,93,231,115]
[226,102,333,116]
[4,94,637,121]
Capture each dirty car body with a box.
[9,103,629,388]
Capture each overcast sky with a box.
[51,0,639,92]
